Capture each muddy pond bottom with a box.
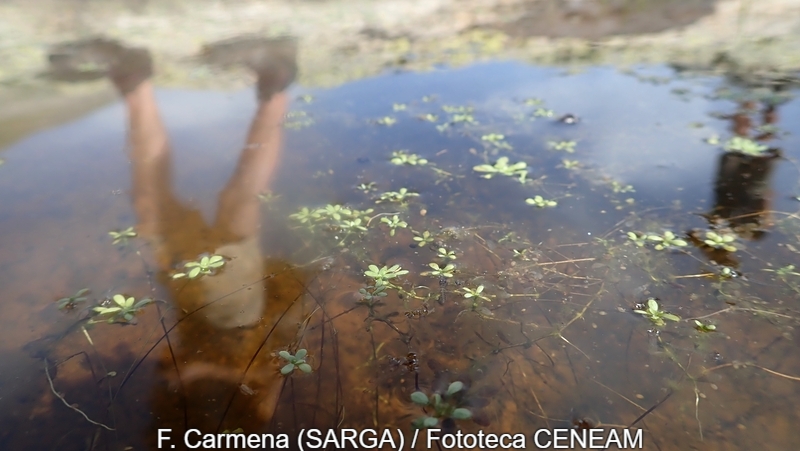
[1,62,799,450]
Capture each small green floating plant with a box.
[423,263,455,278]
[723,137,769,156]
[390,150,428,166]
[376,188,419,204]
[92,294,153,324]
[647,231,688,250]
[436,247,457,261]
[413,230,435,246]
[526,196,557,208]
[481,133,512,149]
[172,255,225,279]
[109,227,137,245]
[704,231,737,252]
[459,285,493,318]
[548,140,576,153]
[626,232,648,247]
[56,288,90,310]
[365,264,409,285]
[375,116,397,126]
[380,215,408,236]
[694,320,717,332]
[410,381,472,429]
[473,157,528,183]
[634,298,680,326]
[278,349,312,375]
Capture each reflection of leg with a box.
[215,93,288,238]
[126,81,171,247]
[202,36,297,238]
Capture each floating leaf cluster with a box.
[473,156,528,183]
[410,381,471,429]
[634,298,680,326]
[172,255,225,279]
[278,349,312,375]
[93,294,153,323]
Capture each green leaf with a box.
[423,417,439,428]
[410,391,429,405]
[446,381,464,396]
[662,313,680,322]
[278,351,292,360]
[188,267,202,278]
[295,349,307,360]
[112,294,127,307]
[298,363,312,373]
[280,363,295,375]
[647,299,659,313]
[451,408,472,420]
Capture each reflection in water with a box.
[48,36,313,443]
[705,79,790,242]
[4,48,800,450]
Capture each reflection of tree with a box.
[706,79,791,241]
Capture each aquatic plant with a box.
[376,188,419,204]
[413,230,435,246]
[548,140,576,153]
[56,288,90,310]
[380,215,408,236]
[109,227,136,245]
[92,294,153,323]
[172,255,225,279]
[278,349,312,375]
[634,298,680,326]
[289,207,318,224]
[481,133,512,149]
[392,103,407,111]
[626,232,648,247]
[562,159,580,169]
[284,111,315,130]
[694,320,716,332]
[473,157,528,183]
[763,264,800,278]
[647,231,688,250]
[419,113,438,122]
[463,285,491,303]
[441,105,476,125]
[257,192,280,203]
[315,204,352,221]
[375,116,396,126]
[704,231,737,252]
[390,150,428,166]
[436,247,457,260]
[356,182,377,193]
[526,196,557,208]
[365,264,409,285]
[533,108,554,118]
[610,181,635,193]
[423,263,455,278]
[410,381,471,429]
[724,137,769,156]
[339,218,368,232]
[358,284,388,306]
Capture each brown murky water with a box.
[1,59,800,451]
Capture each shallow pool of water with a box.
[1,62,799,450]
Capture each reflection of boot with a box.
[200,36,297,101]
[48,37,153,95]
